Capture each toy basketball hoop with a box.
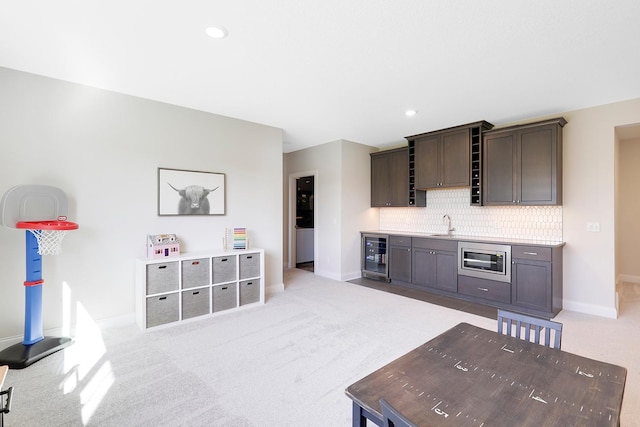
[16,217,79,255]
[0,185,79,368]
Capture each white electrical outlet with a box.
[587,222,601,232]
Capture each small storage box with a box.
[240,279,260,305]
[182,258,210,289]
[239,253,260,279]
[146,293,179,327]
[212,283,238,312]
[146,262,179,294]
[182,288,210,319]
[212,256,236,284]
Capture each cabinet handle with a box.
[477,287,489,292]
[221,258,228,262]
[159,296,167,300]
[523,252,538,256]
[246,282,253,286]
[192,291,200,295]
[246,256,253,259]
[192,261,199,265]
[158,265,167,269]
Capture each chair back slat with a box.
[497,309,563,350]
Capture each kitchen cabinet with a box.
[407,121,493,192]
[511,245,563,316]
[483,117,566,206]
[411,238,457,292]
[389,235,412,282]
[370,148,410,207]
[414,129,469,189]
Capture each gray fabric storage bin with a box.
[212,283,238,312]
[146,293,179,327]
[182,288,210,319]
[239,253,260,279]
[182,258,210,289]
[240,279,260,305]
[212,256,236,284]
[146,262,179,294]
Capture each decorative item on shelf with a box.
[224,227,249,250]
[147,234,180,259]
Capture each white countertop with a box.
[362,230,565,247]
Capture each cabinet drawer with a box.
[512,246,552,262]
[212,256,237,284]
[146,262,179,295]
[389,235,411,247]
[239,253,261,279]
[182,288,210,320]
[240,279,260,305]
[458,275,511,303]
[182,258,210,289]
[212,283,238,312]
[146,293,179,327]
[412,238,457,252]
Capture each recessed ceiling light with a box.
[206,25,228,39]
[405,109,417,117]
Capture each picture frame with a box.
[158,168,225,216]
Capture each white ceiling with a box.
[2,1,640,152]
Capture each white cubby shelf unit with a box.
[135,248,265,330]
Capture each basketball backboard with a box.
[0,185,69,229]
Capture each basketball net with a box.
[27,229,70,256]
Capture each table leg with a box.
[352,401,367,427]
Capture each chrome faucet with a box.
[443,214,455,237]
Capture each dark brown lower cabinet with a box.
[511,245,562,316]
[411,238,457,292]
[389,246,411,282]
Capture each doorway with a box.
[295,176,314,272]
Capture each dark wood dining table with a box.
[345,322,626,426]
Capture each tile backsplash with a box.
[379,188,563,241]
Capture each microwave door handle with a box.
[463,258,495,264]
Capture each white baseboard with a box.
[617,274,640,284]
[341,271,362,281]
[0,314,137,351]
[562,299,618,319]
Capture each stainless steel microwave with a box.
[458,241,512,283]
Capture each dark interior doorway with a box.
[296,176,314,272]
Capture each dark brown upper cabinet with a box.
[483,117,566,206]
[371,147,410,207]
[406,121,494,194]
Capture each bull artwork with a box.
[168,183,219,215]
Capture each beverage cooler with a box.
[361,233,389,281]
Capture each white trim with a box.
[562,299,618,319]
[617,274,640,284]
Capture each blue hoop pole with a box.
[23,230,44,345]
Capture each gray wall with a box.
[0,67,283,340]
[284,140,378,280]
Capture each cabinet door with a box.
[371,153,390,207]
[441,129,470,187]
[389,246,411,282]
[371,149,409,207]
[483,132,516,205]
[433,250,457,292]
[414,135,440,189]
[412,248,434,287]
[512,259,552,312]
[518,124,560,205]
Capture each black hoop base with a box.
[0,337,72,369]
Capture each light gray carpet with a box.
[3,270,639,426]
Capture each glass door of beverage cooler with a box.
[361,234,389,281]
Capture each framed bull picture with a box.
[158,168,226,215]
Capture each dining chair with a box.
[379,398,418,427]
[497,309,563,350]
